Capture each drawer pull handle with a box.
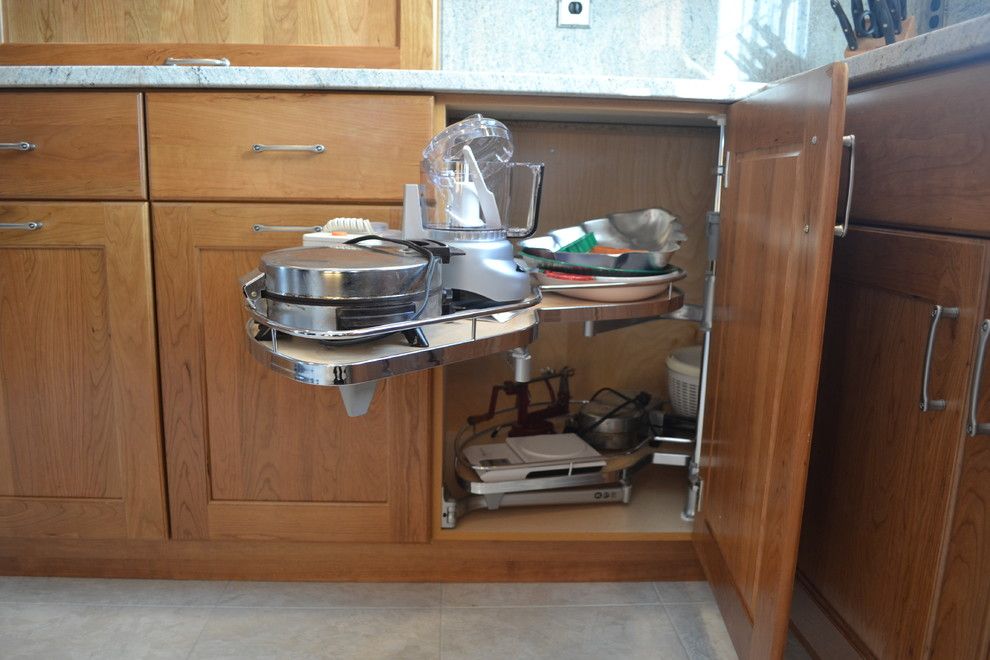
[0,221,43,231]
[834,134,855,238]
[252,144,326,154]
[163,57,230,67]
[920,304,959,411]
[967,319,990,436]
[0,142,35,151]
[252,224,322,233]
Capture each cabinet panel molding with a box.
[152,202,430,543]
[0,202,166,539]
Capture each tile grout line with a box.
[653,581,695,658]
[661,600,693,659]
[439,585,445,660]
[183,604,214,660]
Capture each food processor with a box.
[402,114,544,305]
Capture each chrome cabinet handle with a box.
[0,142,35,151]
[163,57,230,67]
[835,134,855,238]
[0,221,43,230]
[252,224,322,233]
[967,319,990,436]
[252,144,326,154]
[920,304,959,411]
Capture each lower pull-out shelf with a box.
[537,287,685,324]
[246,308,540,386]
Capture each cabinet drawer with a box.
[146,93,433,202]
[0,93,146,200]
[847,60,990,238]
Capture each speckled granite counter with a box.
[0,67,761,103]
[844,13,990,86]
[0,14,986,100]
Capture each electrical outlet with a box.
[557,0,590,28]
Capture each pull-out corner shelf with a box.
[246,273,689,387]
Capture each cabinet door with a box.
[0,203,165,539]
[694,64,848,660]
[930,256,990,660]
[153,203,431,543]
[797,227,990,658]
[0,0,434,68]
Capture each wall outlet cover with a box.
[557,0,591,28]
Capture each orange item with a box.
[590,245,644,255]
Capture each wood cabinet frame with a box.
[0,0,436,68]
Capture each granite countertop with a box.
[0,66,762,103]
[0,14,986,101]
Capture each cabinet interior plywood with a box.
[444,121,717,436]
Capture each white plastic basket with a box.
[666,345,702,418]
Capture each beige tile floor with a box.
[0,577,810,659]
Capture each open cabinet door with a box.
[693,63,849,660]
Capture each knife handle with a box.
[876,0,896,44]
[831,0,859,51]
[885,0,902,33]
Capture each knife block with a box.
[845,16,917,57]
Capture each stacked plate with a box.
[518,208,686,302]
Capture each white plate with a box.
[535,271,675,302]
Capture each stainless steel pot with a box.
[242,240,443,336]
[574,391,649,451]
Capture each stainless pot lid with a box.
[260,244,434,301]
[577,396,646,433]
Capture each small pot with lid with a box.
[242,236,443,340]
[572,389,651,452]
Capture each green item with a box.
[558,232,598,253]
[521,251,677,278]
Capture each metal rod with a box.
[967,319,990,436]
[163,57,230,66]
[686,115,726,520]
[835,135,856,238]
[252,224,322,233]
[0,221,43,231]
[252,144,326,153]
[0,142,35,151]
[536,270,685,290]
[920,304,959,412]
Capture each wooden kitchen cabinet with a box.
[796,227,990,658]
[0,92,146,200]
[0,0,436,68]
[792,59,990,660]
[0,202,166,539]
[145,92,433,203]
[152,203,432,543]
[0,63,858,660]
